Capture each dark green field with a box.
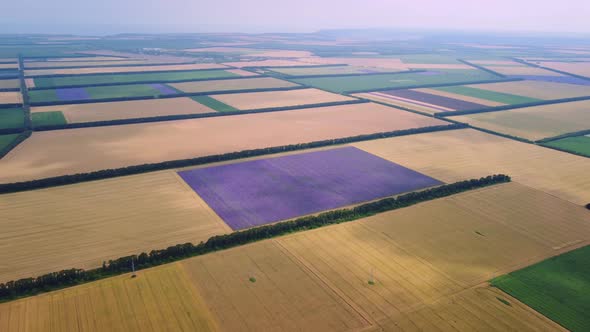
[0,133,19,151]
[543,135,590,157]
[433,85,541,104]
[191,95,238,112]
[33,69,240,88]
[491,245,590,332]
[31,111,67,127]
[292,69,500,93]
[29,84,176,103]
[0,108,25,130]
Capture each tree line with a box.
[0,174,511,302]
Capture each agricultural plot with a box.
[269,65,395,76]
[367,89,488,113]
[24,60,161,68]
[0,170,230,282]
[0,91,22,105]
[169,77,298,93]
[431,85,541,104]
[190,95,237,112]
[210,88,354,110]
[0,103,447,183]
[0,63,18,70]
[185,47,313,58]
[0,78,19,89]
[492,245,590,332]
[479,65,563,76]
[32,69,253,88]
[352,128,590,205]
[450,99,590,141]
[179,147,442,230]
[537,61,590,78]
[31,97,216,123]
[31,111,67,127]
[543,135,590,157]
[222,59,312,68]
[297,57,408,70]
[292,69,500,93]
[0,134,19,151]
[0,108,24,130]
[26,56,130,62]
[29,83,178,103]
[25,63,226,76]
[459,80,590,99]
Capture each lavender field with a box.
[56,87,90,101]
[178,147,443,230]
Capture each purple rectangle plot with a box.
[56,87,90,101]
[149,83,177,95]
[178,147,443,230]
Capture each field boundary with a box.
[341,77,522,94]
[535,128,590,143]
[458,59,506,77]
[512,57,590,81]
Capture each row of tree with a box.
[0,174,511,301]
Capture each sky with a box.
[2,0,590,35]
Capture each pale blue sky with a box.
[2,0,590,35]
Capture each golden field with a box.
[221,59,312,67]
[538,61,590,77]
[0,171,230,282]
[223,68,258,76]
[24,63,227,76]
[464,79,590,99]
[31,97,216,123]
[0,63,18,70]
[210,88,355,110]
[481,65,562,76]
[169,77,298,93]
[417,87,504,106]
[0,91,22,104]
[0,102,446,183]
[353,92,450,115]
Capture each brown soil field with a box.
[353,128,590,205]
[223,68,258,76]
[0,91,22,104]
[417,88,504,106]
[538,61,590,77]
[211,88,355,110]
[169,77,298,93]
[0,79,19,89]
[25,63,227,76]
[353,92,453,115]
[0,103,445,183]
[466,80,590,99]
[450,100,590,140]
[0,264,219,332]
[222,59,312,67]
[31,97,216,123]
[0,170,230,282]
[298,57,409,70]
[483,65,563,76]
[24,60,160,68]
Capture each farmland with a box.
[268,65,395,76]
[431,85,541,104]
[0,103,447,183]
[209,88,354,110]
[29,84,178,103]
[0,91,22,104]
[24,63,227,76]
[0,134,19,151]
[459,80,590,99]
[0,108,25,130]
[169,77,298,93]
[0,79,19,89]
[543,135,590,157]
[536,61,590,78]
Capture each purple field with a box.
[380,89,487,110]
[178,147,443,230]
[56,87,90,101]
[508,75,590,86]
[149,83,177,94]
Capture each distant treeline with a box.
[0,174,511,302]
[0,123,466,194]
[342,78,522,94]
[0,131,31,159]
[32,99,368,131]
[457,59,506,78]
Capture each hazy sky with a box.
[3,0,590,35]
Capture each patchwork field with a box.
[0,103,446,183]
[25,63,226,76]
[492,245,590,332]
[269,65,395,76]
[29,83,178,103]
[169,76,298,93]
[0,91,22,105]
[210,88,354,110]
[450,100,590,141]
[543,135,590,157]
[0,108,24,130]
[0,170,230,282]
[537,61,590,78]
[431,85,541,104]
[222,59,312,67]
[364,89,489,114]
[460,80,590,99]
[31,97,216,123]
[0,79,19,89]
[352,128,590,205]
[179,147,442,230]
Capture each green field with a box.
[543,135,590,157]
[491,245,590,332]
[433,85,541,104]
[191,95,238,112]
[292,69,500,93]
[29,84,175,103]
[33,69,240,88]
[0,108,25,130]
[31,111,67,127]
[0,133,19,151]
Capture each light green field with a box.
[191,95,238,112]
[0,108,24,130]
[543,135,590,157]
[31,111,67,127]
[434,85,541,104]
[29,84,175,103]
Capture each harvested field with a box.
[24,78,35,88]
[0,264,219,332]
[378,89,488,111]
[538,61,590,77]
[210,88,354,110]
[0,108,24,130]
[0,170,230,282]
[0,79,19,89]
[405,63,472,69]
[486,65,563,76]
[450,100,590,141]
[169,77,298,93]
[31,97,216,123]
[25,63,226,76]
[469,60,523,66]
[0,63,18,70]
[0,103,446,182]
[353,128,590,205]
[353,92,450,115]
[185,47,313,58]
[179,147,442,230]
[463,80,590,99]
[222,59,311,67]
[224,68,258,76]
[543,135,590,157]
[35,56,130,62]
[0,91,22,104]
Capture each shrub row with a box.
[457,59,505,77]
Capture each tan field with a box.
[40,56,131,61]
[211,88,355,110]
[538,61,590,77]
[450,99,590,140]
[0,102,446,183]
[405,63,472,69]
[353,128,590,205]
[223,68,258,76]
[25,63,226,76]
[31,97,216,123]
[24,60,162,68]
[222,59,311,67]
[185,47,313,58]
[251,49,314,58]
[0,91,22,104]
[0,79,19,89]
[0,170,230,282]
[466,80,590,99]
[169,77,298,93]
[483,65,563,76]
[0,63,18,69]
[353,92,453,115]
[298,57,409,70]
[269,66,393,76]
[417,87,505,106]
[469,60,522,66]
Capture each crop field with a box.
[0,103,446,183]
[210,88,354,110]
[492,245,590,332]
[458,79,590,99]
[31,111,67,127]
[484,65,564,76]
[0,63,18,70]
[29,83,178,103]
[169,76,298,93]
[543,135,590,157]
[371,89,489,112]
[0,91,22,104]
[298,57,408,69]
[221,59,313,67]
[292,69,500,93]
[430,85,541,104]
[25,56,129,62]
[0,108,24,130]
[24,63,227,76]
[537,61,590,77]
[269,65,395,76]
[352,128,590,205]
[0,170,230,282]
[0,78,19,89]
[179,147,442,230]
[0,134,19,151]
[32,69,254,88]
[185,47,313,58]
[450,100,590,141]
[24,60,161,68]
